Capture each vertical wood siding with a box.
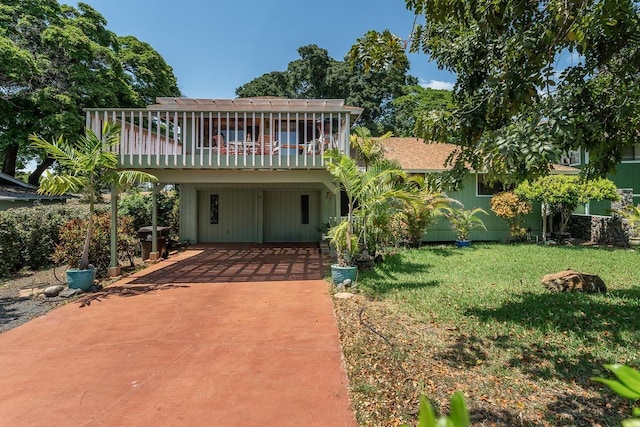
[197,190,257,242]
[263,190,320,242]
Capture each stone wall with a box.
[567,188,634,247]
[567,214,630,246]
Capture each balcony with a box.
[85,98,362,170]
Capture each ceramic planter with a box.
[66,268,96,291]
[331,264,357,284]
[455,240,471,248]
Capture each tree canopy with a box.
[236,43,418,134]
[354,0,640,183]
[0,0,181,183]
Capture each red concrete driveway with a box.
[0,247,355,426]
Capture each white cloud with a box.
[420,79,454,91]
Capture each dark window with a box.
[477,174,512,196]
[301,195,309,224]
[622,144,640,161]
[210,194,219,224]
[340,189,349,217]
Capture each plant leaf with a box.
[592,377,640,399]
[449,392,470,426]
[604,364,640,394]
[418,395,437,427]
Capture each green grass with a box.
[357,243,640,413]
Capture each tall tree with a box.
[353,0,640,182]
[384,85,452,137]
[235,43,416,134]
[0,0,181,183]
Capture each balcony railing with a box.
[85,108,352,169]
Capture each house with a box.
[0,172,68,210]
[567,146,640,215]
[379,137,579,242]
[86,98,363,270]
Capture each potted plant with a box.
[443,206,488,247]
[614,204,640,247]
[31,122,157,290]
[324,149,410,284]
[326,219,359,283]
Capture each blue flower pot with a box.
[455,240,471,248]
[331,265,357,284]
[66,268,96,291]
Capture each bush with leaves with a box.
[0,204,89,278]
[53,212,138,278]
[490,191,532,241]
[0,214,21,278]
[118,188,179,235]
[516,175,619,241]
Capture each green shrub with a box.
[0,204,89,278]
[53,212,138,278]
[119,188,179,235]
[0,214,21,277]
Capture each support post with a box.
[108,186,121,277]
[150,183,160,260]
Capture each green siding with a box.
[575,158,640,216]
[423,173,543,242]
[181,182,329,243]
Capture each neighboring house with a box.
[0,172,68,210]
[87,97,363,246]
[568,146,640,215]
[380,137,579,242]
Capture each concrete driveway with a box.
[0,246,355,426]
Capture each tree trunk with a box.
[1,143,19,177]
[541,202,548,242]
[28,157,54,186]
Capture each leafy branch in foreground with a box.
[402,393,470,427]
[592,364,640,427]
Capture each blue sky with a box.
[73,0,456,99]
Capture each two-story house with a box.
[87,97,363,272]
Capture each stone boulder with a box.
[541,269,607,294]
[43,285,65,297]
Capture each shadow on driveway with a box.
[129,243,330,285]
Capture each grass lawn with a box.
[334,243,640,426]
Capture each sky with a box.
[72,0,456,99]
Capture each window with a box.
[210,194,219,224]
[560,149,581,166]
[622,144,640,162]
[300,195,309,225]
[477,174,512,197]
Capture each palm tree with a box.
[442,206,488,242]
[30,122,157,270]
[324,150,413,265]
[402,175,455,247]
[349,126,389,171]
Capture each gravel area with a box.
[0,266,76,334]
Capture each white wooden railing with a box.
[85,109,351,169]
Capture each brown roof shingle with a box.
[379,138,457,172]
[379,137,579,174]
